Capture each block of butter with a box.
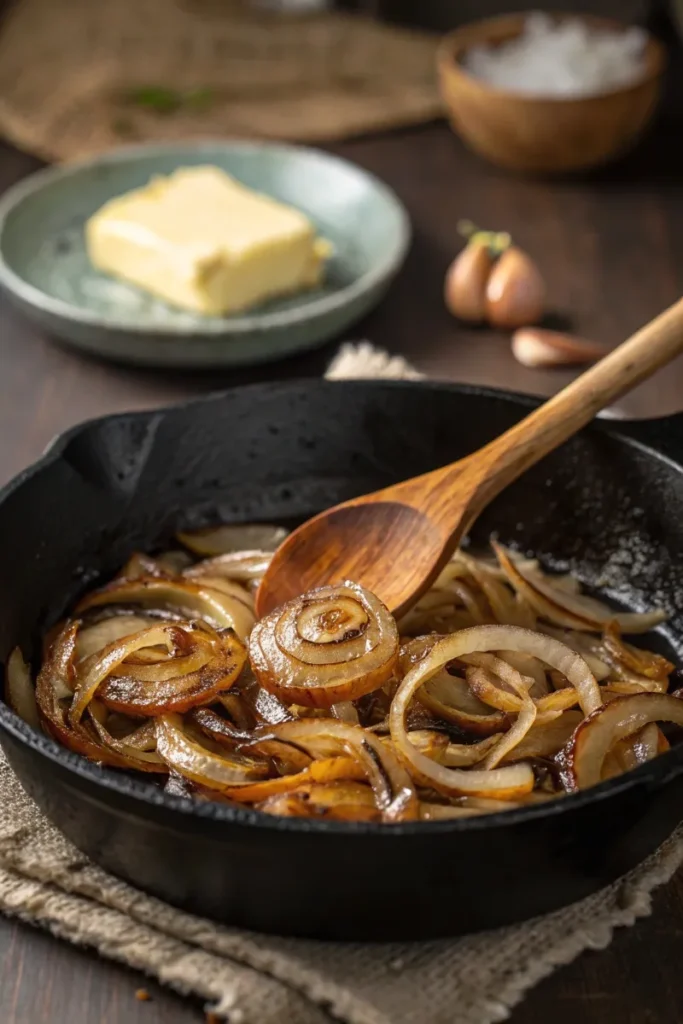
[85,166,330,316]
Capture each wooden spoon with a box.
[256,298,683,618]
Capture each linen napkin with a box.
[0,341,681,1024]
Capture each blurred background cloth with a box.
[0,0,440,162]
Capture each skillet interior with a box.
[0,379,682,940]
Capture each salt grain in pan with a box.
[463,13,648,98]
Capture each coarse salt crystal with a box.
[463,12,648,98]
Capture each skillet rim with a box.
[0,377,682,838]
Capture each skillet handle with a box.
[607,410,683,464]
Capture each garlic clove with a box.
[512,328,606,368]
[444,240,493,323]
[486,246,545,329]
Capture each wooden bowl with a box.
[437,13,666,174]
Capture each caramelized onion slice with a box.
[560,692,683,791]
[442,734,501,767]
[98,628,247,717]
[76,577,255,641]
[500,651,548,696]
[256,793,315,818]
[466,661,580,720]
[493,543,666,634]
[36,623,165,772]
[70,624,177,725]
[185,576,254,611]
[331,701,360,725]
[482,687,536,770]
[601,623,673,685]
[155,713,269,790]
[88,703,164,766]
[502,710,582,762]
[219,755,367,802]
[184,550,272,586]
[614,722,661,772]
[419,669,509,735]
[190,707,254,745]
[540,627,611,681]
[177,524,288,557]
[233,669,293,725]
[252,719,417,821]
[419,803,492,820]
[390,625,600,799]
[249,581,399,708]
[75,614,159,662]
[5,647,40,729]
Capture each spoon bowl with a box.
[257,500,444,618]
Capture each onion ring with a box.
[249,581,399,708]
[560,692,683,790]
[390,625,600,799]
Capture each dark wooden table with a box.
[2,98,683,1023]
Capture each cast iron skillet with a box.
[0,380,682,941]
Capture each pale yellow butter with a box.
[85,166,330,316]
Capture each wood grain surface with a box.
[3,22,683,1022]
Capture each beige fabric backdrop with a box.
[0,0,442,162]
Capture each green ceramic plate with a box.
[0,142,410,368]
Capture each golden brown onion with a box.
[390,625,600,799]
[76,576,255,641]
[36,623,166,772]
[155,713,269,789]
[177,524,288,557]
[88,703,164,767]
[600,623,673,686]
[249,581,399,708]
[216,755,367,803]
[418,669,509,735]
[247,718,417,821]
[560,692,683,791]
[465,660,579,721]
[501,710,582,762]
[97,627,247,717]
[440,734,502,767]
[69,623,178,725]
[75,614,159,662]
[420,803,489,820]
[482,687,536,769]
[184,550,272,587]
[492,542,666,634]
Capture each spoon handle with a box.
[467,296,683,512]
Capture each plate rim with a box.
[0,139,411,338]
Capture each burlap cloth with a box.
[0,341,682,1021]
[0,0,441,163]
